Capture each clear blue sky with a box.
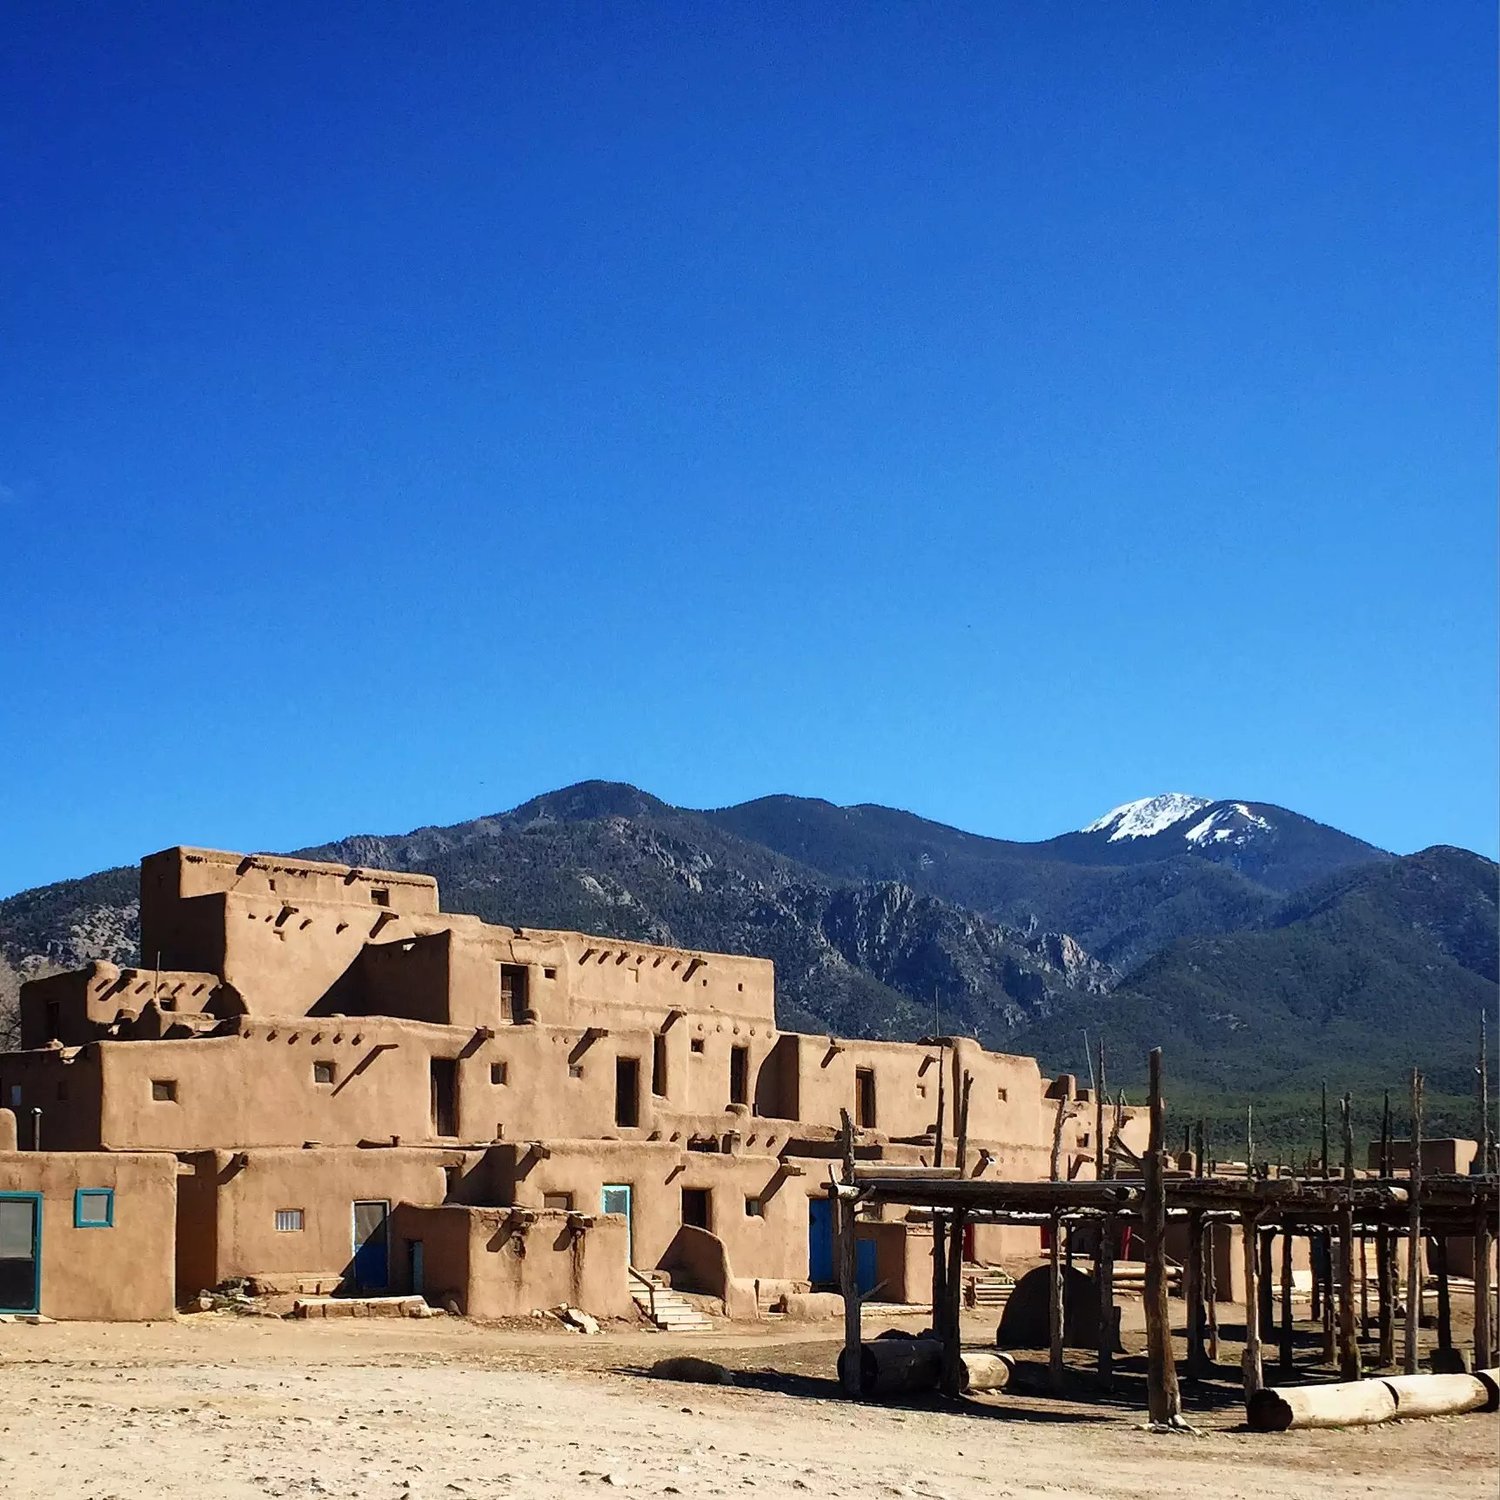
[1,2,1495,895]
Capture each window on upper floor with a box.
[151,1079,177,1103]
[500,964,528,1022]
[275,1208,305,1232]
[491,1061,508,1085]
[856,1068,877,1129]
[729,1046,749,1106]
[370,888,390,907]
[313,1061,336,1086]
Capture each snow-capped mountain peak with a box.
[1184,802,1272,847]
[1083,794,1212,842]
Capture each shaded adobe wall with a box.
[498,1138,813,1281]
[0,1047,105,1150]
[0,1150,176,1320]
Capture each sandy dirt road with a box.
[0,1316,1494,1499]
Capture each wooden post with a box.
[1048,1091,1070,1393]
[1096,1040,1115,1389]
[837,1110,860,1398]
[1279,1225,1295,1375]
[1241,1210,1264,1397]
[1258,1225,1275,1340]
[1404,1068,1423,1375]
[1359,1232,1371,1344]
[1378,1090,1396,1369]
[941,1074,973,1398]
[1337,1092,1361,1381]
[1482,1010,1493,1177]
[1433,1235,1452,1356]
[1143,1048,1182,1425]
[930,1045,947,1331]
[1321,1228,1336,1365]
[1474,1209,1493,1370]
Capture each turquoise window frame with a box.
[73,1188,115,1229]
[0,1191,42,1315]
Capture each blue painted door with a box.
[601,1184,633,1264]
[856,1236,878,1296]
[0,1193,41,1314]
[352,1200,390,1291]
[808,1197,834,1285]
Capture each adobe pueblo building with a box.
[1,847,1137,1321]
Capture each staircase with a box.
[630,1272,715,1333]
[968,1267,1015,1311]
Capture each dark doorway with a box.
[651,1033,668,1097]
[0,1194,40,1314]
[681,1187,711,1230]
[352,1200,390,1291]
[615,1056,640,1128]
[499,964,528,1022]
[430,1058,458,1138]
[856,1067,877,1128]
[729,1045,749,1106]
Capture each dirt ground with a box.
[0,1309,1495,1500]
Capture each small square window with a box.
[744,1196,763,1218]
[997,1087,1008,1103]
[491,1062,508,1085]
[543,1192,574,1212]
[543,967,557,980]
[151,1079,177,1102]
[74,1188,114,1229]
[370,888,390,907]
[313,1061,336,1085]
[690,1039,705,1055]
[275,1208,305,1232]
[568,1064,584,1079]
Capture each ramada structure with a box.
[0,846,1145,1322]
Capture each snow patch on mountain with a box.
[1184,803,1272,847]
[1083,794,1211,842]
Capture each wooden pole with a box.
[837,1110,860,1398]
[930,1043,947,1331]
[1096,1040,1115,1389]
[1378,1089,1395,1369]
[1474,1209,1493,1370]
[1321,1227,1336,1365]
[1482,1010,1493,1177]
[1404,1068,1423,1375]
[1258,1225,1275,1340]
[1337,1092,1361,1380]
[1279,1225,1295,1375]
[941,1074,973,1398]
[1048,1091,1070,1393]
[1360,1232,1371,1344]
[1241,1209,1264,1397]
[1143,1048,1182,1425]
[1433,1234,1452,1357]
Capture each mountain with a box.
[1010,845,1498,1151]
[0,780,1489,1149]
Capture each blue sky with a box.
[1,2,1495,894]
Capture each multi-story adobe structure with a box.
[0,847,1142,1321]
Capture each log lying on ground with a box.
[1382,1373,1493,1420]
[1248,1367,1500,1432]
[959,1351,1015,1392]
[835,1340,1016,1398]
[838,1338,943,1397]
[1247,1380,1398,1432]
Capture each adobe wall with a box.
[0,1149,176,1320]
[0,1046,105,1151]
[389,1204,631,1319]
[176,1146,462,1293]
[489,1139,814,1282]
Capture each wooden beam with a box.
[1405,1069,1424,1375]
[1338,1092,1361,1381]
[1279,1227,1295,1376]
[838,1110,861,1399]
[1378,1089,1396,1369]
[941,1073,973,1399]
[1242,1210,1264,1397]
[1096,1040,1115,1391]
[1143,1047,1182,1425]
[1474,1209,1493,1370]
